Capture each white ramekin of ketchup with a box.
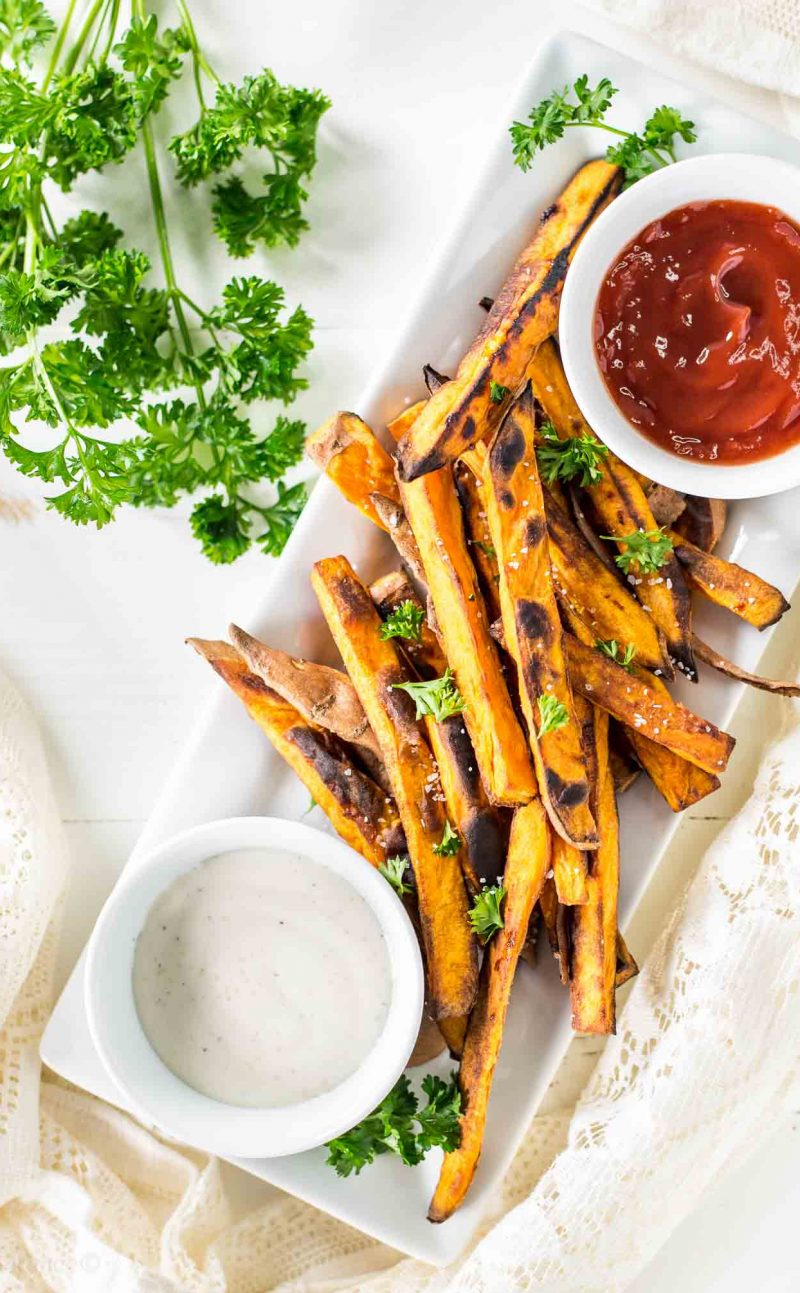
[560,153,800,499]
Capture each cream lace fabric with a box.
[2,652,800,1291]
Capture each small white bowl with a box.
[559,152,800,499]
[85,817,424,1159]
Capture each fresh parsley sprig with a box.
[433,821,460,857]
[536,419,609,487]
[379,600,425,643]
[510,75,696,187]
[469,883,506,943]
[537,693,569,737]
[595,638,637,672]
[392,668,466,722]
[325,1073,461,1177]
[0,0,329,563]
[603,527,674,574]
[379,855,412,896]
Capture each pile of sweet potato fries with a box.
[189,158,798,1221]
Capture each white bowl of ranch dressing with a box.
[85,817,424,1159]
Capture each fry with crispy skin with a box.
[398,463,537,806]
[669,531,790,629]
[626,726,721,811]
[311,556,479,1018]
[306,412,400,529]
[428,798,550,1222]
[545,491,668,674]
[616,931,638,988]
[396,161,622,480]
[528,339,695,678]
[187,639,404,866]
[569,707,620,1034]
[483,385,597,850]
[564,635,735,774]
[454,461,503,622]
[674,496,727,551]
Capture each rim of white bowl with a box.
[85,816,424,1159]
[559,152,800,500]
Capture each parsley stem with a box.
[176,0,220,103]
[42,0,80,89]
[61,0,108,76]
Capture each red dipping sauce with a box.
[594,199,800,464]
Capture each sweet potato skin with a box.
[397,161,622,480]
[454,461,502,623]
[398,464,537,806]
[669,531,790,629]
[528,339,695,679]
[311,557,479,1019]
[674,496,727,552]
[564,635,735,775]
[428,799,550,1222]
[484,386,597,849]
[545,491,668,674]
[188,639,404,866]
[306,412,400,529]
[569,708,619,1034]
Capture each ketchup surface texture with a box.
[594,199,800,464]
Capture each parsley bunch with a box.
[603,527,674,574]
[325,1073,462,1177]
[536,419,608,488]
[0,0,329,562]
[510,75,696,187]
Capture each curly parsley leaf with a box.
[536,419,609,487]
[510,74,695,186]
[0,0,55,66]
[469,883,506,943]
[595,639,637,671]
[379,599,425,643]
[392,667,466,722]
[537,693,569,738]
[602,527,674,574]
[489,380,509,404]
[433,820,461,857]
[379,855,412,896]
[325,1073,461,1177]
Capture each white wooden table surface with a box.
[4,1,799,1286]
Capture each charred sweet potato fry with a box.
[396,161,622,481]
[674,496,727,552]
[306,412,400,529]
[484,386,597,850]
[428,799,550,1222]
[691,634,800,697]
[545,491,668,673]
[387,399,428,443]
[538,873,569,984]
[669,531,790,630]
[616,931,638,988]
[188,639,404,866]
[368,492,428,589]
[311,557,479,1018]
[528,339,695,678]
[454,461,502,623]
[564,635,735,775]
[398,465,537,806]
[569,708,619,1034]
[370,571,507,895]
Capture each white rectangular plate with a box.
[42,29,800,1266]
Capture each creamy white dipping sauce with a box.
[132,848,391,1108]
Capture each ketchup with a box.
[594,200,800,464]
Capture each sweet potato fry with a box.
[227,625,384,777]
[387,399,428,443]
[528,339,695,678]
[569,708,619,1034]
[564,635,735,774]
[306,412,400,529]
[545,491,669,673]
[311,556,478,1018]
[674,496,727,551]
[369,571,507,895]
[691,633,800,697]
[626,727,720,811]
[538,873,570,984]
[428,799,550,1222]
[454,461,502,622]
[187,639,404,866]
[484,385,597,849]
[669,531,790,629]
[396,160,622,480]
[398,464,537,806]
[368,492,428,589]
